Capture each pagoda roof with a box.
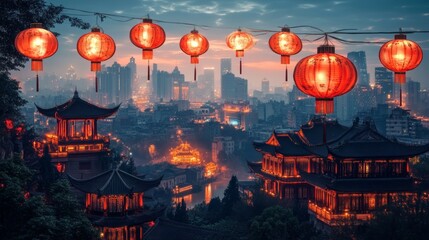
[254,117,429,159]
[328,123,429,158]
[89,207,165,227]
[35,90,120,119]
[300,171,428,193]
[68,168,162,196]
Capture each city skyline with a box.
[10,0,429,92]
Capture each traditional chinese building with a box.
[170,142,201,166]
[249,117,429,226]
[68,168,163,240]
[35,90,119,179]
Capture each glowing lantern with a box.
[15,23,58,92]
[269,27,302,81]
[4,119,14,130]
[294,45,357,114]
[226,29,254,74]
[55,163,65,173]
[180,29,209,80]
[379,34,423,84]
[130,18,166,80]
[77,27,116,92]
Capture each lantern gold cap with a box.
[30,23,43,28]
[281,27,290,32]
[91,27,101,32]
[317,45,335,53]
[143,18,152,23]
[394,34,407,40]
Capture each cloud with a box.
[215,18,223,26]
[298,4,317,9]
[424,13,429,16]
[114,10,124,14]
[390,17,404,21]
[333,1,346,5]
[62,35,74,44]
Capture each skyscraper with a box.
[348,51,370,86]
[98,62,132,105]
[221,72,248,101]
[220,58,232,77]
[196,67,215,101]
[127,57,137,81]
[407,80,420,110]
[375,67,393,104]
[261,78,269,94]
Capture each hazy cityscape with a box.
[3,0,429,240]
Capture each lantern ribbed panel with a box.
[179,30,209,63]
[269,28,302,64]
[15,24,58,71]
[77,28,116,71]
[130,19,165,60]
[226,30,254,57]
[293,45,357,114]
[379,34,423,84]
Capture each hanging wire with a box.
[61,6,429,45]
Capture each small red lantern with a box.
[226,29,254,74]
[294,45,357,114]
[180,29,209,80]
[15,23,58,92]
[379,34,423,84]
[77,27,116,92]
[55,162,65,173]
[130,18,166,80]
[4,119,14,130]
[269,27,302,81]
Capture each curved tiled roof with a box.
[68,168,162,196]
[35,90,120,119]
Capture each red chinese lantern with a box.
[77,27,116,92]
[15,23,58,92]
[269,27,302,81]
[180,29,209,80]
[294,45,357,114]
[130,18,166,80]
[4,119,14,130]
[226,29,254,74]
[379,34,423,84]
[55,163,65,173]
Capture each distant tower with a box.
[348,51,369,86]
[407,80,420,109]
[221,72,248,101]
[261,78,269,94]
[127,57,137,81]
[197,68,215,101]
[375,67,393,104]
[220,58,232,77]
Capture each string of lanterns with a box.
[14,13,424,114]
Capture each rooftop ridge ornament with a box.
[180,29,209,81]
[226,28,254,74]
[293,42,357,114]
[15,23,58,92]
[77,27,116,92]
[269,27,302,81]
[130,17,166,80]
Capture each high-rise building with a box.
[152,66,188,101]
[375,67,393,104]
[196,68,215,102]
[127,57,137,81]
[261,78,269,94]
[221,72,248,101]
[407,80,420,110]
[220,58,232,77]
[98,62,132,105]
[348,51,369,86]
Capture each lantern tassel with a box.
[240,58,242,74]
[194,64,197,81]
[285,65,288,82]
[147,60,150,81]
[36,73,39,92]
[399,84,402,107]
[95,74,98,92]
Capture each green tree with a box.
[222,175,240,216]
[174,198,189,223]
[250,206,300,240]
[39,145,57,191]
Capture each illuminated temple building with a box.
[170,142,201,166]
[68,168,163,240]
[249,117,429,226]
[35,90,119,179]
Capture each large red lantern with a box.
[130,18,166,80]
[294,45,357,114]
[379,34,423,84]
[226,29,254,74]
[180,29,209,80]
[15,23,58,92]
[77,27,116,92]
[269,27,302,81]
